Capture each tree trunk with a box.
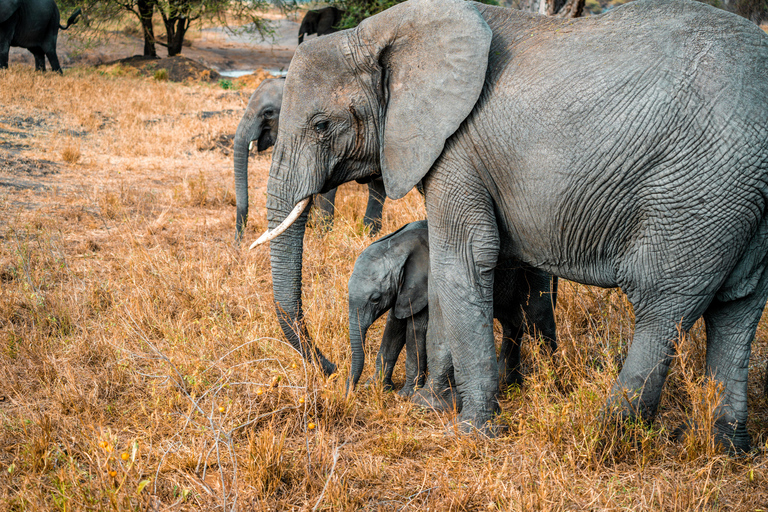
[163,16,188,56]
[137,0,156,58]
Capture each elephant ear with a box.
[353,0,492,199]
[393,244,429,319]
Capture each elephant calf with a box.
[348,220,558,397]
[234,77,387,241]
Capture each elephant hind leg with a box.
[701,264,768,453]
[30,47,46,71]
[608,270,714,425]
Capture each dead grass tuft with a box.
[0,64,766,510]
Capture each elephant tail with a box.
[60,7,82,30]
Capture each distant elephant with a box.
[297,6,344,44]
[234,77,386,241]
[256,0,768,452]
[0,0,81,72]
[347,220,557,398]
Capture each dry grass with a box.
[1,65,767,511]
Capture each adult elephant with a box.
[234,78,386,241]
[297,6,344,44]
[254,0,768,452]
[0,0,81,72]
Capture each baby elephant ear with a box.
[354,0,492,199]
[393,247,429,319]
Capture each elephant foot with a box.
[499,368,523,390]
[411,385,462,412]
[444,414,506,438]
[673,418,752,455]
[398,385,416,398]
[364,376,395,392]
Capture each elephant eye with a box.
[370,293,381,304]
[314,120,330,133]
[262,109,276,119]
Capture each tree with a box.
[59,0,278,58]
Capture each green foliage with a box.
[218,78,234,89]
[56,0,283,56]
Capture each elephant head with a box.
[234,77,284,240]
[253,0,491,375]
[348,222,429,390]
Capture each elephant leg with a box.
[498,322,524,388]
[373,312,407,391]
[0,39,9,69]
[363,178,386,236]
[607,288,710,426]
[30,47,46,71]
[524,271,558,352]
[423,169,500,433]
[0,19,15,69]
[44,48,62,73]
[314,188,337,231]
[412,271,459,411]
[701,268,768,452]
[399,309,428,397]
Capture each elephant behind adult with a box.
[258,0,768,451]
[297,6,344,44]
[0,0,81,72]
[234,77,387,242]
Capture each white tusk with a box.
[248,141,254,151]
[249,197,311,249]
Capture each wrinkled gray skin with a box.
[265,0,768,451]
[234,78,386,241]
[348,220,557,399]
[298,6,344,44]
[0,0,81,72]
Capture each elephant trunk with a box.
[348,308,371,391]
[266,160,336,375]
[234,113,258,240]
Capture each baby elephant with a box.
[348,220,558,396]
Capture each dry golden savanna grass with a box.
[1,65,767,511]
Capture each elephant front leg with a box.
[424,173,501,434]
[373,312,407,391]
[363,178,386,236]
[411,273,459,411]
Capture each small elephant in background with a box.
[233,77,386,241]
[297,6,344,44]
[0,0,81,72]
[348,220,558,397]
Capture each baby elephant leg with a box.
[399,309,429,396]
[373,312,407,391]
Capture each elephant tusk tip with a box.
[248,141,254,151]
[248,232,271,249]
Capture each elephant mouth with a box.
[249,197,311,248]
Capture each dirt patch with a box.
[0,154,58,190]
[104,55,222,82]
